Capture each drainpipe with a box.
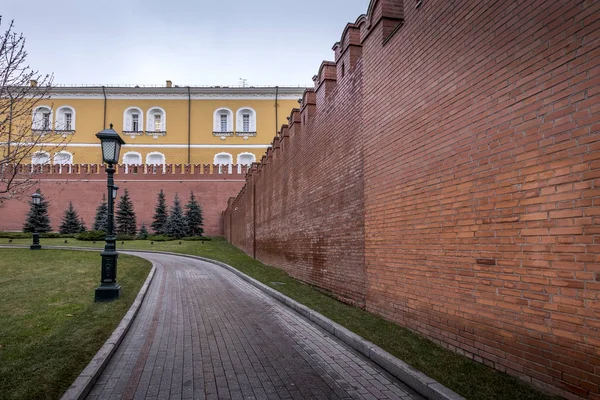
[8,101,12,157]
[187,86,191,164]
[253,178,256,259]
[274,86,279,136]
[102,86,107,129]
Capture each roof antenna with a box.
[239,78,247,87]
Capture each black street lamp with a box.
[95,124,125,302]
[30,192,41,250]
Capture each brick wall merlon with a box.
[289,108,302,125]
[364,0,404,44]
[332,41,342,61]
[332,23,362,63]
[355,14,369,43]
[317,61,337,85]
[301,89,316,108]
[367,0,404,25]
[279,124,289,140]
[316,61,338,103]
[342,24,362,53]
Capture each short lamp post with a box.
[95,124,126,302]
[30,193,41,250]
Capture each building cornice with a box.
[44,86,306,100]
[5,85,307,101]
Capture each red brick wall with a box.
[225,1,600,398]
[226,55,367,303]
[1,164,246,236]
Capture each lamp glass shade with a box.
[96,126,126,165]
[31,193,41,205]
[102,141,117,164]
[112,187,118,198]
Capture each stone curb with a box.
[124,250,465,400]
[59,261,157,400]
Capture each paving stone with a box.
[85,253,423,399]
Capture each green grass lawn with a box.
[0,249,151,400]
[0,237,557,400]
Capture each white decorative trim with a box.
[236,152,256,165]
[122,151,143,165]
[54,150,73,164]
[146,106,166,132]
[214,152,233,174]
[214,152,233,164]
[236,107,257,132]
[213,108,233,132]
[146,151,166,165]
[32,105,53,130]
[55,106,76,131]
[236,152,256,173]
[123,107,144,133]
[36,94,304,100]
[2,142,271,149]
[32,151,51,164]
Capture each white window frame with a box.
[236,107,256,132]
[32,151,50,165]
[122,151,143,165]
[54,151,73,165]
[146,107,166,132]
[213,108,233,132]
[214,152,233,174]
[32,106,53,131]
[146,152,166,165]
[236,152,256,173]
[56,106,76,131]
[123,107,144,133]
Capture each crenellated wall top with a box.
[3,163,251,177]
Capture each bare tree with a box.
[0,17,66,202]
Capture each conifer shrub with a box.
[147,234,171,242]
[75,230,106,241]
[23,189,51,233]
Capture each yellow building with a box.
[25,82,305,167]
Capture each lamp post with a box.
[30,193,41,250]
[95,124,125,302]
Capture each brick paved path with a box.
[87,253,421,400]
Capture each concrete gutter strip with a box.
[0,245,463,400]
[130,250,466,400]
[59,262,157,400]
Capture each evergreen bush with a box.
[59,202,85,234]
[75,230,106,241]
[116,189,137,235]
[184,191,204,237]
[22,189,51,233]
[151,190,168,235]
[164,193,187,239]
[92,194,108,232]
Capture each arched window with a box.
[32,106,52,131]
[146,152,165,165]
[54,151,73,164]
[236,152,256,173]
[55,106,76,131]
[32,151,50,164]
[214,152,233,174]
[122,151,142,165]
[123,107,144,135]
[213,108,233,135]
[236,107,256,134]
[146,107,166,132]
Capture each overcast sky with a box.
[3,0,368,87]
